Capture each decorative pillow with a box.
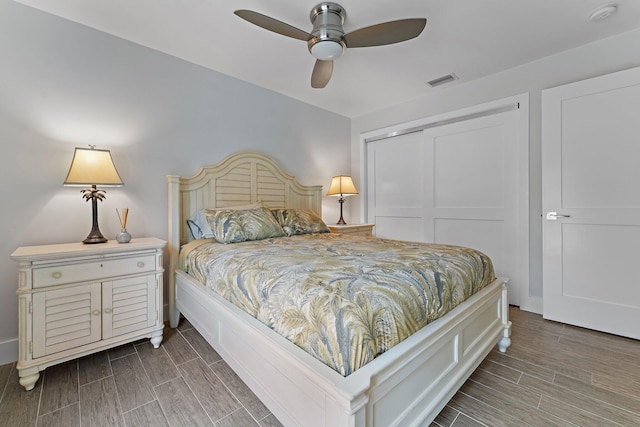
[186,217,205,240]
[270,209,329,236]
[187,201,263,239]
[187,210,214,239]
[206,207,285,244]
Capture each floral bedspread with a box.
[181,234,495,376]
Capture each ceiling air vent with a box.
[426,73,458,87]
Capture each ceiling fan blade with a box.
[311,60,333,89]
[234,10,311,41]
[344,18,427,48]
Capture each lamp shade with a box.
[327,175,358,196]
[64,147,124,187]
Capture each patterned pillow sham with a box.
[206,207,285,244]
[270,208,329,236]
[187,201,263,239]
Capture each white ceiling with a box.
[14,0,640,118]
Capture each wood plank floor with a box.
[0,307,639,426]
[433,307,640,427]
[0,318,283,426]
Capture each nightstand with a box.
[328,223,375,237]
[11,237,166,391]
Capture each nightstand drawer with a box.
[33,254,156,288]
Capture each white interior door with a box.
[366,108,525,306]
[542,66,640,339]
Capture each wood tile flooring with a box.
[0,318,282,426]
[0,307,638,426]
[433,307,640,427]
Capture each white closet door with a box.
[367,131,425,241]
[423,111,520,304]
[542,66,640,339]
[366,110,523,305]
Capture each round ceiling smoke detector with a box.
[589,4,618,22]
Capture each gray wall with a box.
[0,1,350,363]
[351,28,640,311]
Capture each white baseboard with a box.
[0,338,18,365]
[519,296,543,314]
[163,303,169,323]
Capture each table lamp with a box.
[327,175,358,225]
[64,146,124,243]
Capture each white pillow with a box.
[186,201,263,239]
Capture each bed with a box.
[167,151,511,426]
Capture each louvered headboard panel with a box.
[168,151,323,246]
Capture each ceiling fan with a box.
[234,2,427,88]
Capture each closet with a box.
[363,95,528,306]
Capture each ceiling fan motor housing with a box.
[308,2,347,60]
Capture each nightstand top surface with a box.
[11,237,166,261]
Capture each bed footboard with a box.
[173,270,510,426]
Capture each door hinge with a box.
[156,310,159,321]
[28,301,32,314]
[29,341,32,354]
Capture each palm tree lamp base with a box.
[83,195,107,244]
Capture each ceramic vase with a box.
[116,228,131,243]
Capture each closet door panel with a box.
[366,108,522,305]
[423,112,518,302]
[367,132,425,240]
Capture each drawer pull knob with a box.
[137,261,145,268]
[92,310,101,316]
[51,272,62,279]
[104,308,112,314]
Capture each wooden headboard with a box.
[166,151,323,321]
[168,151,322,246]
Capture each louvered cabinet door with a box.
[32,283,102,358]
[102,275,158,339]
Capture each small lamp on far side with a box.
[64,146,124,244]
[327,175,358,225]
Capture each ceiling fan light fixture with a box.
[310,39,345,60]
[234,2,427,88]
